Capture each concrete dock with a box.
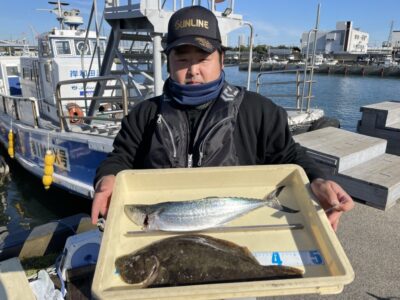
[294,127,400,210]
[238,63,400,77]
[357,101,400,155]
[259,117,400,299]
[260,200,400,300]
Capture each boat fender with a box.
[42,150,55,189]
[67,103,84,124]
[7,129,14,158]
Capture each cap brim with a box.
[164,36,221,54]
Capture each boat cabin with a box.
[20,29,106,123]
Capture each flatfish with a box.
[115,234,303,287]
[124,186,298,231]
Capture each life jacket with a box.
[143,83,244,168]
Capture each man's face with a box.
[168,45,223,85]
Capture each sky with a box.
[0,0,399,48]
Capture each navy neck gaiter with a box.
[166,71,225,106]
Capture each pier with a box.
[357,101,400,155]
[294,125,400,210]
[238,63,400,77]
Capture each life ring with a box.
[67,103,84,124]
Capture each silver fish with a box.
[124,186,298,232]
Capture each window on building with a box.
[354,34,359,39]
[22,68,31,80]
[6,66,19,76]
[55,40,72,55]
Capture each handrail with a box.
[300,4,321,112]
[55,75,128,132]
[256,68,315,111]
[256,4,321,113]
[104,0,235,15]
[0,93,39,127]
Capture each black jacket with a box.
[94,85,325,186]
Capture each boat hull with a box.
[0,114,112,198]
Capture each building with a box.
[238,34,246,47]
[391,30,400,48]
[301,21,369,54]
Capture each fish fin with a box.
[263,186,299,213]
[139,255,160,288]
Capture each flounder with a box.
[115,234,303,287]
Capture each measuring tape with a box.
[253,250,324,266]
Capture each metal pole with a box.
[153,34,164,96]
[300,4,320,113]
[243,22,254,91]
[306,3,321,112]
[296,70,300,109]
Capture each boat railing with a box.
[55,75,128,132]
[256,4,321,113]
[0,93,39,128]
[255,68,316,113]
[104,0,236,15]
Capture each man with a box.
[91,6,354,231]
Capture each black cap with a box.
[164,6,222,54]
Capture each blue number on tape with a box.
[271,251,283,265]
[309,250,323,265]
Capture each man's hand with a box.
[91,175,116,224]
[311,178,354,231]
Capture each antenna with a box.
[37,1,70,29]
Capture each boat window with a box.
[90,40,105,55]
[44,64,51,83]
[55,40,72,55]
[40,40,51,57]
[6,66,19,76]
[75,40,91,56]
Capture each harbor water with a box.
[1,66,399,234]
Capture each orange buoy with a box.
[8,129,14,158]
[67,103,84,124]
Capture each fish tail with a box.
[263,186,299,213]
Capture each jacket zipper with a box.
[197,116,233,167]
[187,154,193,168]
[157,114,177,158]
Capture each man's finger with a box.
[91,203,100,224]
[328,210,342,231]
[91,195,103,224]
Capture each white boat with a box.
[0,0,336,198]
[0,1,110,198]
[0,0,248,199]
